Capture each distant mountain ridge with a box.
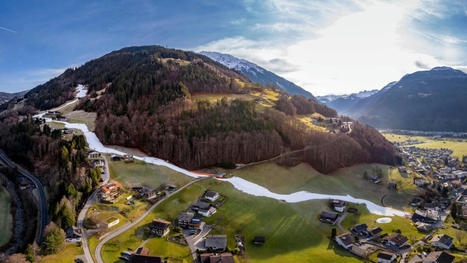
[317,89,378,107]
[200,51,314,99]
[0,90,28,105]
[319,67,467,132]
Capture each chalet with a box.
[351,224,371,238]
[369,227,383,238]
[377,252,396,263]
[330,199,346,212]
[382,233,408,249]
[151,219,171,237]
[351,244,373,258]
[98,182,121,203]
[252,236,266,245]
[192,201,217,217]
[88,151,101,159]
[411,209,439,224]
[123,154,134,162]
[200,253,234,263]
[205,235,227,251]
[176,211,195,229]
[203,190,220,202]
[335,233,353,249]
[423,251,455,263]
[319,211,339,224]
[458,205,467,219]
[430,234,453,250]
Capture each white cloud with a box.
[197,0,463,95]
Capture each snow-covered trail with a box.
[34,85,410,217]
[219,177,410,217]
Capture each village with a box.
[320,139,467,263]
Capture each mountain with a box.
[200,51,315,99]
[317,89,378,114]
[321,67,467,131]
[0,90,28,105]
[4,45,396,173]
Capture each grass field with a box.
[101,178,373,263]
[383,133,467,160]
[64,110,97,131]
[39,243,84,263]
[0,186,12,247]
[109,160,194,190]
[232,162,419,210]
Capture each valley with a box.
[0,47,465,263]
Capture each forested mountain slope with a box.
[7,45,396,173]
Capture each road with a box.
[0,150,49,245]
[78,155,110,263]
[183,224,213,262]
[95,176,210,263]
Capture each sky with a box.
[0,0,466,95]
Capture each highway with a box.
[95,176,209,263]
[0,150,49,245]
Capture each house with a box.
[319,211,339,224]
[252,236,265,245]
[430,234,453,250]
[330,199,346,212]
[414,178,427,187]
[203,191,220,202]
[369,227,383,238]
[411,209,439,224]
[458,204,467,219]
[88,151,101,159]
[200,253,234,263]
[335,233,353,249]
[383,233,408,249]
[176,211,195,229]
[205,235,227,251]
[192,201,217,217]
[423,251,455,263]
[151,219,171,237]
[98,182,122,203]
[91,159,105,168]
[65,226,82,242]
[351,224,371,238]
[377,252,396,263]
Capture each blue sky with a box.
[1,0,466,95]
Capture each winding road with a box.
[77,155,110,263]
[0,150,49,245]
[95,176,210,263]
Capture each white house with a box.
[204,190,220,202]
[199,206,217,217]
[335,233,353,250]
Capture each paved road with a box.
[336,211,348,232]
[95,177,209,263]
[0,150,49,245]
[183,224,212,262]
[78,155,110,263]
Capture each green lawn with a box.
[39,243,84,263]
[0,185,12,247]
[232,162,419,210]
[341,204,425,243]
[109,160,194,189]
[102,178,366,263]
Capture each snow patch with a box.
[219,177,410,217]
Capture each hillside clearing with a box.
[38,243,84,263]
[108,159,195,189]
